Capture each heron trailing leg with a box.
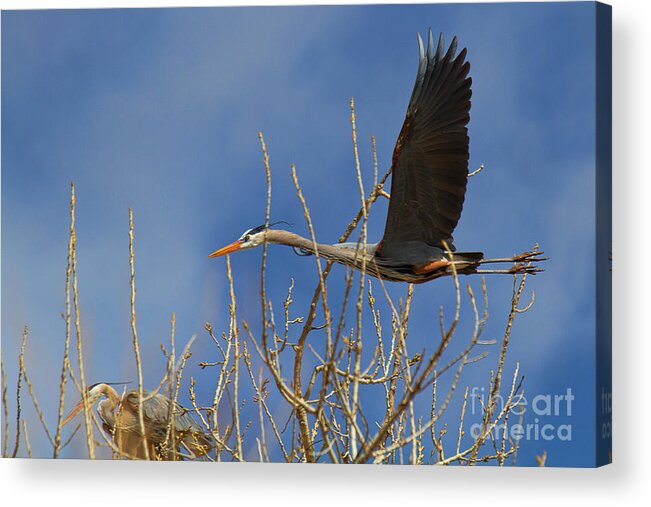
[446,250,546,276]
[475,265,544,275]
[474,251,547,265]
[476,250,546,275]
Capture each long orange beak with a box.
[62,399,85,426]
[208,239,244,258]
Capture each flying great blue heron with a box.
[63,382,212,460]
[209,30,544,283]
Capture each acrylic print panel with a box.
[1,2,611,466]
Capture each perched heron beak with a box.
[62,399,85,426]
[208,239,244,258]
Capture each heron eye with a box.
[244,235,250,242]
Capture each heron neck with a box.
[98,399,117,428]
[263,229,375,264]
[99,384,121,406]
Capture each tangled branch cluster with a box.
[2,99,538,464]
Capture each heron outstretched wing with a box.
[380,30,471,258]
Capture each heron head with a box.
[62,383,119,426]
[208,224,268,258]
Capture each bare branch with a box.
[128,208,149,460]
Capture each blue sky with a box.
[2,3,601,466]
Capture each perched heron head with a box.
[62,382,123,426]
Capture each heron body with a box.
[249,230,483,283]
[63,383,212,460]
[209,30,544,281]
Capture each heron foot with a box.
[512,251,548,263]
[509,261,545,275]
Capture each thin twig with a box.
[128,208,149,460]
[70,183,95,458]
[53,183,76,458]
[21,368,54,448]
[1,356,9,457]
[226,256,244,461]
[23,419,32,458]
[12,326,28,458]
[468,164,485,177]
[349,96,367,458]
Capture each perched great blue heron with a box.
[209,30,544,283]
[63,382,212,460]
